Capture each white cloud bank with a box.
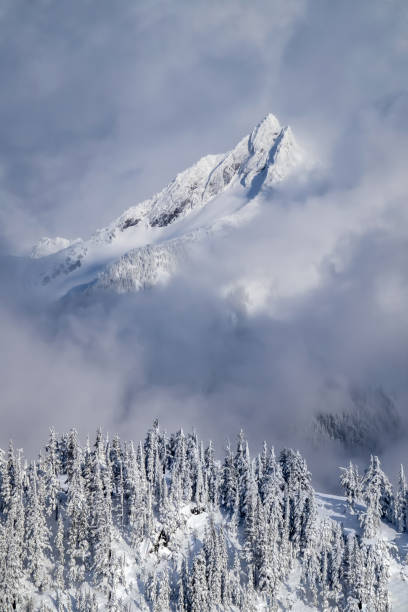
[0,0,408,486]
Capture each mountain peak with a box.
[249,113,282,152]
[30,113,306,296]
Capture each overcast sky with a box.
[1,0,408,485]
[1,0,406,251]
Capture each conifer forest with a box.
[0,421,404,611]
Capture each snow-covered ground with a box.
[27,494,408,610]
[315,493,408,612]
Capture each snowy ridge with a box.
[31,237,81,259]
[1,423,407,611]
[30,114,305,298]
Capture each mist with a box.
[1,0,408,488]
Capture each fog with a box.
[1,0,407,487]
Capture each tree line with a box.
[0,421,397,610]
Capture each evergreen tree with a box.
[189,549,209,612]
[156,568,170,611]
[0,447,11,513]
[66,446,89,585]
[0,501,24,610]
[25,465,51,589]
[260,446,284,509]
[146,569,158,610]
[145,419,160,491]
[54,511,65,591]
[0,425,394,610]
[221,441,237,515]
[256,500,280,606]
[0,446,25,610]
[90,461,113,587]
[176,568,186,612]
[204,441,219,508]
[124,441,144,546]
[44,427,61,519]
[230,551,242,607]
[362,455,394,523]
[359,455,394,538]
[340,461,361,513]
[234,430,251,519]
[395,464,407,532]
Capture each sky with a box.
[1,0,408,485]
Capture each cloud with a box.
[1,0,406,248]
[2,183,407,486]
[0,0,304,250]
[0,0,408,486]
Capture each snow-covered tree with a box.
[189,548,208,612]
[395,464,407,532]
[221,440,237,515]
[25,466,51,589]
[0,425,395,610]
[89,461,113,587]
[340,461,361,513]
[362,455,393,523]
[44,427,61,519]
[156,567,170,611]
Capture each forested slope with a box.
[1,422,407,611]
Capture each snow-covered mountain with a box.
[30,114,305,297]
[24,114,404,458]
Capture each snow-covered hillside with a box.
[29,114,306,298]
[31,238,81,259]
[1,423,407,611]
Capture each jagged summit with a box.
[246,113,283,169]
[91,112,301,241]
[30,113,306,296]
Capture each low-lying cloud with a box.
[1,0,408,487]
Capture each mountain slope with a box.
[30,114,305,298]
[1,424,406,611]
